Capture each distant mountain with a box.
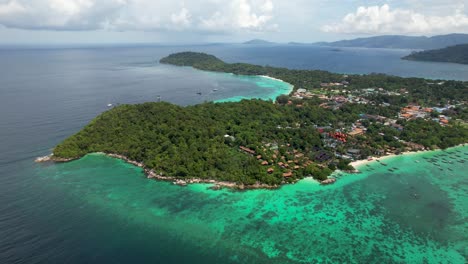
[243,39,275,45]
[402,44,468,65]
[319,34,468,50]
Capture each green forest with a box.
[402,44,468,65]
[54,100,467,186]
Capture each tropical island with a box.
[316,33,468,50]
[402,44,468,65]
[45,52,468,189]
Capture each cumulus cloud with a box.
[0,1,26,16]
[170,7,191,29]
[200,0,275,32]
[322,4,468,35]
[0,0,275,32]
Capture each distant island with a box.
[402,44,468,65]
[315,33,468,50]
[45,52,468,189]
[243,39,275,45]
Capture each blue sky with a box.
[0,0,467,44]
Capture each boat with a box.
[213,88,218,91]
[381,162,388,166]
[107,103,113,107]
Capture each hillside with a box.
[318,34,468,50]
[53,100,337,185]
[402,44,468,65]
[159,51,224,66]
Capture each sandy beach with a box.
[349,144,467,169]
[350,152,425,168]
[259,75,295,93]
[259,75,287,83]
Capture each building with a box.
[348,128,365,136]
[239,146,255,155]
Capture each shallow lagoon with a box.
[36,146,468,263]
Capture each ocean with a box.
[0,44,467,263]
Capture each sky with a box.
[0,0,467,44]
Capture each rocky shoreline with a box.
[36,153,284,190]
[38,150,435,189]
[108,153,286,190]
[139,154,355,188]
[35,154,77,163]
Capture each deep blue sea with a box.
[0,44,467,264]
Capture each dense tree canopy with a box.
[402,44,468,65]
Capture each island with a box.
[43,52,468,189]
[402,44,468,65]
[243,39,275,45]
[316,33,468,50]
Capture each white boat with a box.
[107,103,113,107]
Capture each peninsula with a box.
[48,52,468,189]
[402,44,468,65]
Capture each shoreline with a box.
[214,74,294,103]
[258,75,295,96]
[36,153,282,190]
[349,144,468,169]
[36,144,467,190]
[107,153,286,190]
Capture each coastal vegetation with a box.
[402,44,468,65]
[52,52,468,187]
[161,52,468,106]
[54,100,336,185]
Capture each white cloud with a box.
[0,1,26,16]
[0,0,275,33]
[261,0,273,13]
[322,4,468,35]
[170,7,191,29]
[200,0,275,32]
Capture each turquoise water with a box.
[36,146,468,263]
[212,74,293,103]
[1,46,467,263]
